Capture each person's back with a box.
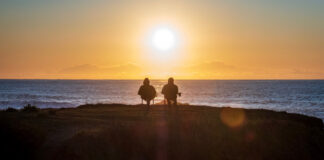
[138,85,156,101]
[162,77,179,106]
[162,83,178,100]
[138,78,156,106]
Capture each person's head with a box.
[168,77,174,85]
[143,78,150,85]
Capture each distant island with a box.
[1,104,324,160]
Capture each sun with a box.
[151,28,176,51]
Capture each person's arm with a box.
[152,86,157,97]
[161,85,166,95]
[138,86,143,95]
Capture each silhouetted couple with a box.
[138,77,180,107]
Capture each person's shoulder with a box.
[149,85,155,89]
[162,84,167,90]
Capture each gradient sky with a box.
[0,0,323,79]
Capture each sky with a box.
[0,0,323,79]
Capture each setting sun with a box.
[151,27,177,51]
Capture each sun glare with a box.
[143,25,183,63]
[151,28,176,51]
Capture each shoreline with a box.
[2,102,324,122]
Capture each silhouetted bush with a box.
[21,104,39,112]
[5,107,18,112]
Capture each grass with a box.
[0,104,323,160]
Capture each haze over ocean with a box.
[0,79,323,120]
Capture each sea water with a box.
[0,80,323,120]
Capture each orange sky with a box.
[0,0,323,79]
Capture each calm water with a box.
[0,80,324,120]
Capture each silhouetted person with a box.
[162,77,180,107]
[138,78,156,107]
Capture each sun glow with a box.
[140,24,186,72]
[151,28,176,51]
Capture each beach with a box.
[1,104,323,160]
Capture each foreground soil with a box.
[1,104,324,160]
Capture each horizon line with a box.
[0,78,323,81]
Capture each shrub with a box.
[5,107,18,112]
[21,104,39,112]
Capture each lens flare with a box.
[220,107,246,128]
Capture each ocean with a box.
[0,80,324,120]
